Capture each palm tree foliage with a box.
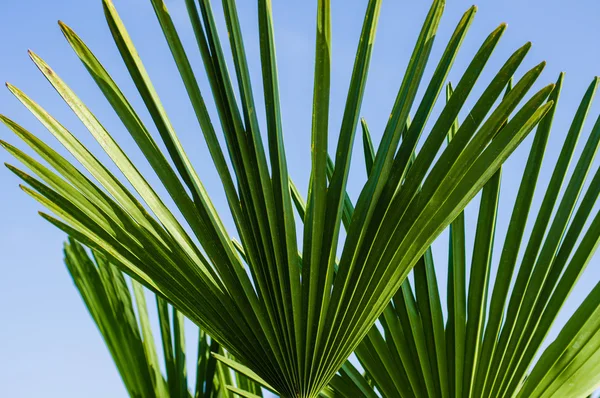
[64,238,263,398]
[315,80,600,398]
[0,0,585,395]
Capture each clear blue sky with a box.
[1,0,600,396]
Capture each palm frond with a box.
[324,75,600,397]
[1,0,558,396]
[64,238,264,397]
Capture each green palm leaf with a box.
[1,0,557,396]
[324,75,600,397]
[64,238,263,398]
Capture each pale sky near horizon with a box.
[1,0,600,397]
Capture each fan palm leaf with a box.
[1,0,556,396]
[319,76,600,398]
[64,237,263,398]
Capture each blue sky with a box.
[1,0,600,396]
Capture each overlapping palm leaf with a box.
[64,238,263,398]
[322,77,600,398]
[1,0,557,396]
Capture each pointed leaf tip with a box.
[5,163,25,178]
[530,60,547,73]
[5,83,17,95]
[489,23,507,37]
